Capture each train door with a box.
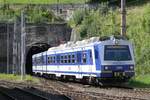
[56,52,59,74]
[45,52,47,74]
[88,49,93,76]
[81,47,87,79]
[32,55,36,74]
[35,56,37,73]
[41,53,44,74]
[77,51,82,79]
[43,52,47,74]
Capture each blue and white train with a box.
[32,36,135,84]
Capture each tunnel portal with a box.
[25,43,51,74]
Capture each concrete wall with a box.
[26,23,71,47]
[0,22,71,73]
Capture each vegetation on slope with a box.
[129,74,150,88]
[0,0,148,5]
[0,0,86,4]
[69,3,150,86]
[0,6,64,23]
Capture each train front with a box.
[99,37,135,82]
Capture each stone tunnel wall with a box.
[0,22,71,73]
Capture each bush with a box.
[0,5,64,23]
[69,3,150,75]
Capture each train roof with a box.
[48,36,129,51]
[48,37,99,51]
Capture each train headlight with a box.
[130,66,134,70]
[104,66,109,70]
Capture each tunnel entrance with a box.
[25,43,51,74]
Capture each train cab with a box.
[97,36,135,81]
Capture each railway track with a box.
[0,86,70,100]
[0,86,48,100]
[0,87,16,100]
[39,78,149,100]
[0,79,149,100]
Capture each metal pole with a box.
[3,0,6,14]
[13,17,17,74]
[21,10,26,80]
[7,23,9,74]
[121,0,126,36]
[57,0,59,15]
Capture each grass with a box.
[0,73,150,88]
[0,74,39,83]
[0,0,86,4]
[129,74,150,88]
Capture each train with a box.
[32,36,135,85]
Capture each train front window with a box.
[104,45,132,61]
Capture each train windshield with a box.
[104,45,132,61]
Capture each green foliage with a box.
[25,6,63,23]
[127,3,150,75]
[69,9,89,27]
[69,3,150,75]
[0,0,86,4]
[129,74,150,88]
[0,6,64,23]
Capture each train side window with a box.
[95,49,98,59]
[82,53,87,64]
[68,55,71,63]
[51,56,52,63]
[53,56,56,63]
[49,56,51,64]
[72,54,75,58]
[89,51,93,64]
[61,56,63,59]
[39,56,43,64]
[60,55,64,64]
[36,58,38,64]
[48,56,50,64]
[72,59,75,63]
[57,55,60,64]
[71,53,76,64]
[42,56,45,64]
[64,54,67,64]
[65,60,67,63]
[83,58,86,64]
[61,60,63,64]
[65,55,67,59]
[68,59,71,63]
[68,55,71,59]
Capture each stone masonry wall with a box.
[0,22,71,73]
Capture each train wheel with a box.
[71,76,76,82]
[82,77,92,85]
[95,79,103,86]
[37,73,41,77]
[60,75,66,82]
